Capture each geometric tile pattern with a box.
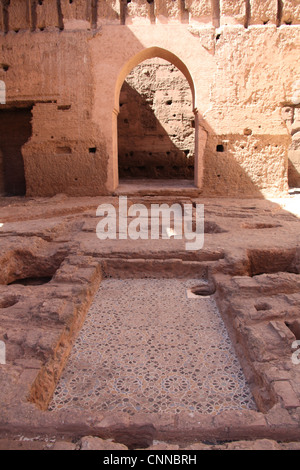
[49,279,256,415]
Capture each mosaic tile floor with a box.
[49,279,256,415]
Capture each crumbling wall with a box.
[6,0,31,32]
[288,114,300,187]
[0,32,109,197]
[0,1,299,196]
[199,24,298,196]
[185,0,213,24]
[155,0,182,23]
[249,0,278,25]
[118,58,195,179]
[281,80,300,187]
[36,0,62,31]
[97,0,120,24]
[203,134,290,196]
[125,0,152,24]
[220,0,246,26]
[61,0,91,30]
[282,0,300,24]
[1,0,299,31]
[23,103,109,197]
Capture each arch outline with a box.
[111,47,204,191]
[114,46,197,114]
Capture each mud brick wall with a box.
[0,0,299,196]
[286,105,300,188]
[0,0,299,32]
[118,58,195,179]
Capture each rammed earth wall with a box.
[0,0,299,196]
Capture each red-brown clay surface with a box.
[1,0,299,196]
[0,0,300,452]
[0,193,299,449]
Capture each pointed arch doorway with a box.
[112,47,204,193]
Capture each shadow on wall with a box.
[0,106,33,196]
[118,61,195,180]
[117,77,273,196]
[289,159,300,188]
[117,72,273,196]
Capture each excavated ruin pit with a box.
[255,302,272,312]
[189,280,216,297]
[2,243,299,445]
[285,321,300,341]
[0,239,298,448]
[48,275,256,417]
[0,249,67,286]
[29,247,300,427]
[0,296,19,309]
[8,277,53,286]
[247,248,300,276]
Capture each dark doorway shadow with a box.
[288,158,300,189]
[0,106,32,196]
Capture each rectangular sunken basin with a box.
[49,278,256,416]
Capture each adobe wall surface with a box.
[283,101,300,187]
[118,58,195,180]
[0,0,299,197]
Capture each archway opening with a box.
[118,57,195,181]
[112,47,203,192]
